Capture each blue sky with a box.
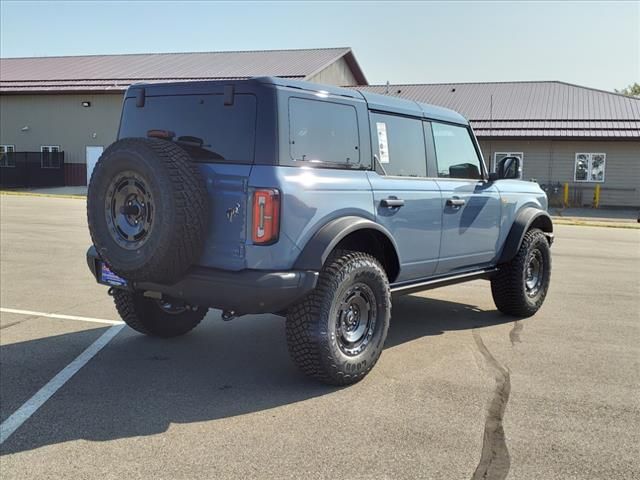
[1,1,638,91]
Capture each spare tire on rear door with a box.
[87,137,208,284]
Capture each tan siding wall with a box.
[307,57,358,86]
[0,93,123,164]
[2,92,637,206]
[479,139,640,207]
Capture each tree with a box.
[615,83,640,97]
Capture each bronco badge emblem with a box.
[226,202,241,222]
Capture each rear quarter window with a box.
[288,97,360,167]
[119,93,257,163]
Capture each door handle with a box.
[381,198,405,208]
[446,197,466,208]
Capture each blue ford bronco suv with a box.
[86,77,553,385]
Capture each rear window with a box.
[288,97,360,167]
[119,93,256,163]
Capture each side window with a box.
[431,122,482,179]
[289,97,360,166]
[370,113,426,177]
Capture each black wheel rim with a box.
[105,171,154,250]
[336,283,377,356]
[525,249,544,297]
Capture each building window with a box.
[494,152,523,178]
[574,153,606,182]
[0,145,16,167]
[41,146,61,169]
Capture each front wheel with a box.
[113,289,207,338]
[491,228,551,317]
[286,250,391,385]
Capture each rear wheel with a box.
[286,250,391,385]
[491,228,551,317]
[113,289,207,338]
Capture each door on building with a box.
[86,146,104,185]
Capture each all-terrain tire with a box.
[286,250,391,385]
[491,228,551,317]
[87,138,208,284]
[113,289,207,338]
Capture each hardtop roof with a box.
[259,77,468,124]
[126,76,469,125]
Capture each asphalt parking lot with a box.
[0,194,638,480]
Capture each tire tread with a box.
[286,250,391,385]
[491,228,551,317]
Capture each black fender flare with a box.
[294,216,400,272]
[498,207,554,264]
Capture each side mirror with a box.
[495,156,521,180]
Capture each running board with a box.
[390,268,498,296]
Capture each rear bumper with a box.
[86,247,318,315]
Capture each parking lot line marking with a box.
[0,307,123,325]
[0,324,124,445]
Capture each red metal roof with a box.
[0,47,367,92]
[356,81,640,138]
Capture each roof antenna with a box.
[489,94,494,166]
[490,94,493,138]
[385,80,390,95]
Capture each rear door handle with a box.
[381,198,405,208]
[446,197,466,208]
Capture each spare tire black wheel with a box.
[87,138,208,283]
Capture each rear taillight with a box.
[252,189,280,244]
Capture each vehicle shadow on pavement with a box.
[0,295,512,455]
[385,294,512,348]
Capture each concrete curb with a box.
[551,218,640,229]
[0,191,86,200]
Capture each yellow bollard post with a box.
[593,184,600,209]
[563,183,569,208]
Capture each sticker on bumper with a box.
[100,263,127,287]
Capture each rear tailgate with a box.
[118,83,263,271]
[197,163,251,270]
